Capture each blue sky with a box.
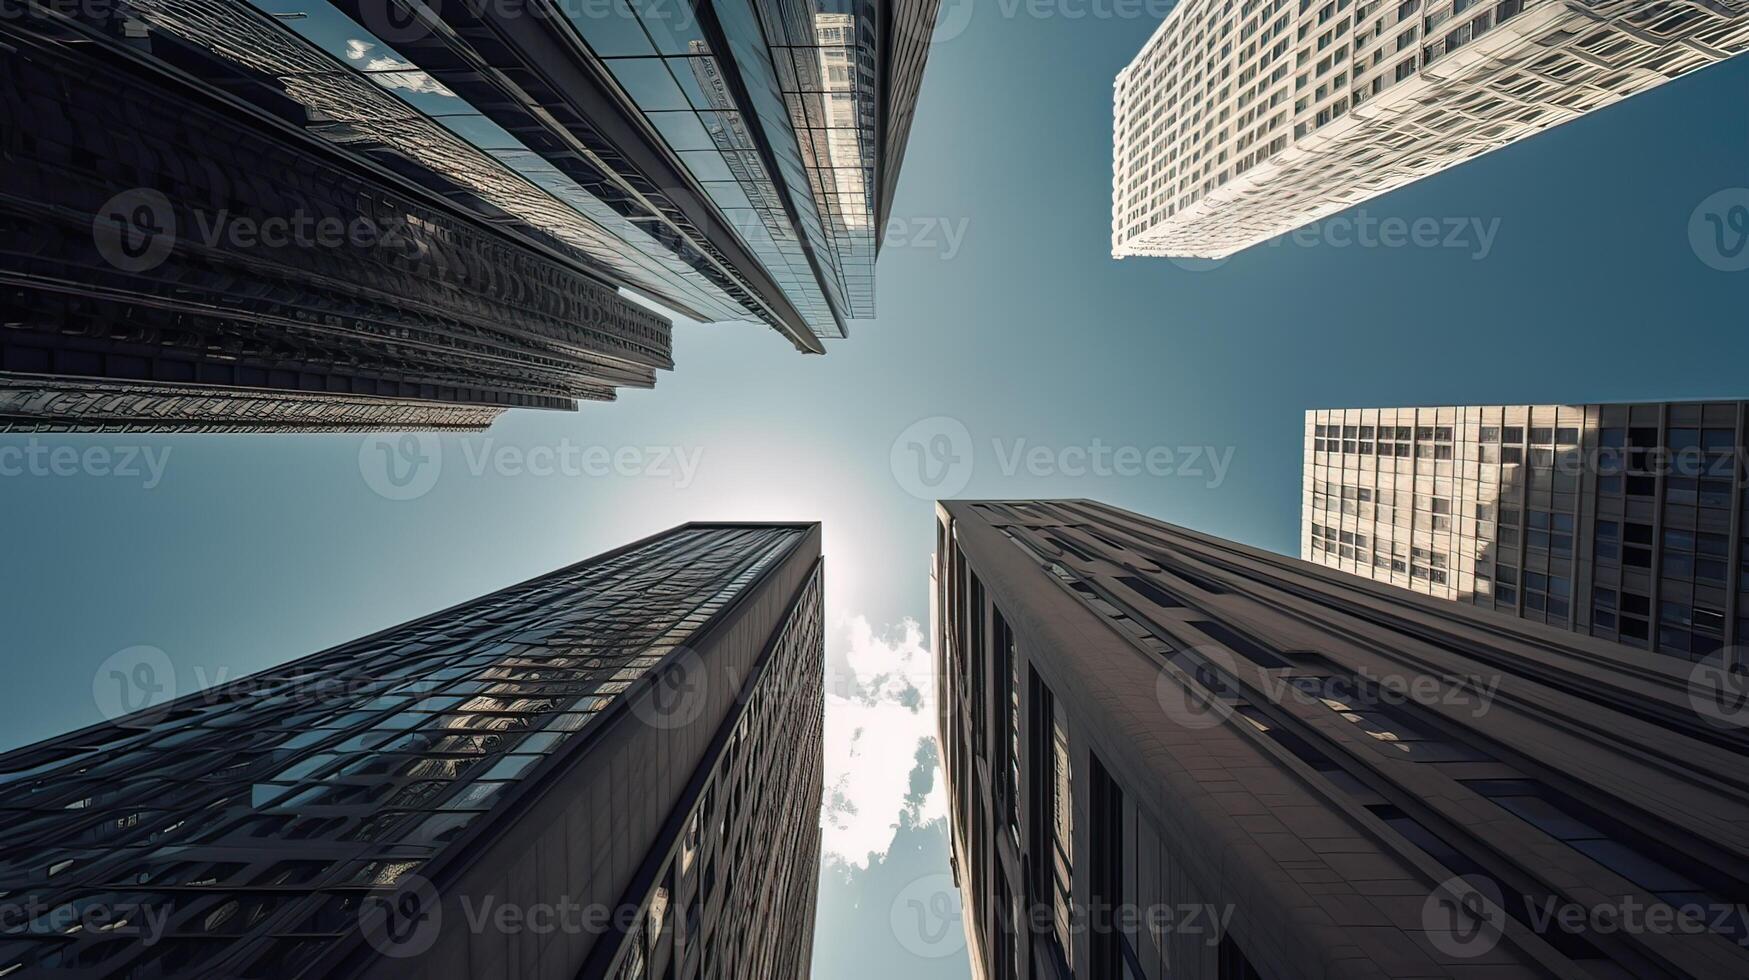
[2,5,1747,978]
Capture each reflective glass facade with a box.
[0,524,823,979]
[0,0,935,429]
[1305,402,1749,662]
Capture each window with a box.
[995,611,1020,846]
[1595,520,1619,561]
[1030,671,1073,975]
[1090,754,1128,980]
[1219,935,1265,980]
[1051,699,1073,957]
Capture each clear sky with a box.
[2,6,1747,978]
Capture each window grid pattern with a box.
[1114,0,1749,258]
[1304,403,1747,662]
[1305,405,1586,627]
[0,526,801,979]
[609,566,823,980]
[200,0,767,326]
[941,498,1749,978]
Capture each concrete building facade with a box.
[937,498,1749,979]
[1304,401,1749,662]
[1113,0,1749,259]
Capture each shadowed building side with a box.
[0,523,825,979]
[936,498,1749,980]
[0,0,942,430]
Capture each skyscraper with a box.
[1112,0,1749,260]
[1304,402,1748,661]
[0,0,937,430]
[0,523,824,979]
[936,498,1749,979]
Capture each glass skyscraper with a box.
[936,498,1749,979]
[0,523,824,979]
[0,0,938,430]
[1305,402,1748,662]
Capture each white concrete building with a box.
[1113,0,1749,259]
[1303,402,1749,660]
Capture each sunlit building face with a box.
[1304,402,1749,661]
[1113,0,1749,260]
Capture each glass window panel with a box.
[360,71,467,116]
[631,0,707,54]
[678,149,736,182]
[668,56,727,109]
[433,113,525,151]
[646,111,717,151]
[563,0,657,56]
[606,58,692,109]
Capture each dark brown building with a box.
[936,498,1749,980]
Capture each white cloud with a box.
[821,615,947,871]
[343,40,454,97]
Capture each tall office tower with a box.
[1303,402,1749,662]
[935,498,1749,980]
[0,0,937,432]
[0,524,824,979]
[1111,0,1749,260]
